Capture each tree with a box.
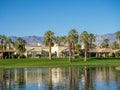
[80,31,89,62]
[54,36,62,46]
[43,30,55,60]
[115,50,120,58]
[14,37,26,58]
[54,36,69,46]
[75,44,81,56]
[116,31,120,49]
[75,44,81,51]
[67,29,78,62]
[61,36,67,46]
[100,38,109,48]
[89,33,95,49]
[110,41,119,50]
[6,38,13,58]
[0,35,7,59]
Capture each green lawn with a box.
[0,57,120,68]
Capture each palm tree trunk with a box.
[8,46,10,59]
[49,42,52,60]
[2,44,4,59]
[84,49,87,62]
[72,44,75,59]
[69,44,72,62]
[119,39,120,49]
[84,42,88,62]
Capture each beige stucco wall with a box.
[26,45,68,57]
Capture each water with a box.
[0,66,120,90]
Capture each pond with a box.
[0,66,120,90]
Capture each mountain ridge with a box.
[9,33,117,46]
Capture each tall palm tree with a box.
[67,29,78,62]
[80,31,89,62]
[43,30,54,60]
[116,31,120,49]
[0,35,7,59]
[89,33,95,49]
[6,38,12,58]
[14,37,26,58]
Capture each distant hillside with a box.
[9,33,117,46]
[9,36,43,45]
[95,33,117,46]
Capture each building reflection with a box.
[0,66,120,90]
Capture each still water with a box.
[0,66,120,90]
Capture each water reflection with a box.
[0,66,120,90]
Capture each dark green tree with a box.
[6,38,13,58]
[14,37,26,58]
[43,30,55,60]
[116,31,120,49]
[67,29,78,62]
[80,31,89,62]
[110,41,119,50]
[100,39,109,48]
[89,33,96,49]
[0,35,7,59]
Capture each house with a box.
[25,45,49,58]
[88,48,113,57]
[0,43,15,59]
[25,44,68,58]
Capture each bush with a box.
[36,54,41,58]
[12,54,19,59]
[20,55,26,58]
[109,53,115,57]
[27,54,32,58]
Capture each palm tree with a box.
[6,38,12,58]
[116,31,120,49]
[111,41,119,50]
[80,31,89,62]
[43,30,54,60]
[67,29,78,62]
[0,35,7,59]
[14,37,26,58]
[75,44,81,56]
[61,36,67,46]
[89,33,95,49]
[100,38,109,48]
[54,36,61,46]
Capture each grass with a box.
[0,57,120,68]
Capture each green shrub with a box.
[20,55,26,58]
[36,54,41,58]
[27,54,32,58]
[109,53,115,57]
[12,54,19,59]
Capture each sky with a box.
[0,0,120,37]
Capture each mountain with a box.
[9,36,43,45]
[9,33,117,46]
[95,33,117,46]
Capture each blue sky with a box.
[0,0,120,36]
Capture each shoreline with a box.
[0,58,120,69]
